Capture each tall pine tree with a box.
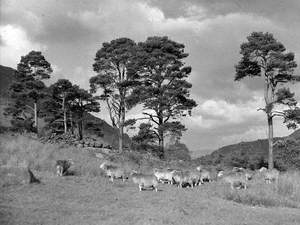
[235,32,300,169]
[69,85,100,140]
[5,51,52,134]
[134,36,197,158]
[90,38,139,152]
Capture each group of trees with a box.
[90,37,196,157]
[5,32,300,164]
[5,51,100,139]
[42,79,100,139]
[5,36,196,158]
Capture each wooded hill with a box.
[0,64,190,159]
[0,64,130,148]
[194,129,300,171]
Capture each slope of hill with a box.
[0,65,15,98]
[0,65,16,127]
[0,64,131,148]
[194,129,300,170]
[83,112,131,148]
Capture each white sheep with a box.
[264,169,279,184]
[153,168,175,184]
[100,162,128,182]
[131,171,159,192]
[221,174,248,190]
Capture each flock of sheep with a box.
[96,160,280,191]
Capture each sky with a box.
[1,0,300,156]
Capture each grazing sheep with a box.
[221,174,248,190]
[265,169,279,184]
[99,161,117,170]
[189,171,201,187]
[220,168,253,182]
[199,169,211,184]
[172,170,195,188]
[153,168,175,184]
[259,167,267,173]
[196,165,203,172]
[244,170,254,181]
[131,172,158,192]
[100,162,128,182]
[232,167,245,173]
[56,159,74,176]
[217,170,224,178]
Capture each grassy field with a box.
[1,133,300,225]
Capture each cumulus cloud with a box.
[0,25,46,68]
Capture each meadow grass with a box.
[1,133,300,209]
[209,171,300,208]
[0,133,103,178]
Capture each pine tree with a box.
[41,79,74,134]
[134,36,197,158]
[5,51,52,134]
[235,32,300,169]
[90,38,139,152]
[69,85,100,140]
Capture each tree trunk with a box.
[268,115,274,169]
[119,125,123,153]
[63,95,67,134]
[78,120,83,140]
[34,102,38,134]
[70,112,74,134]
[158,135,164,159]
[118,104,125,153]
[158,114,164,159]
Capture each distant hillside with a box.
[83,112,131,149]
[0,65,16,127]
[0,64,130,148]
[194,129,300,170]
[165,142,191,161]
[0,65,16,98]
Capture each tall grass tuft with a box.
[216,171,300,208]
[277,171,300,202]
[0,133,102,178]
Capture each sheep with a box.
[221,174,248,190]
[189,171,201,187]
[264,169,279,184]
[56,159,74,176]
[218,170,249,189]
[258,167,267,173]
[100,162,128,182]
[199,169,211,184]
[131,171,158,192]
[217,170,224,178]
[219,168,253,183]
[232,167,245,173]
[196,165,203,172]
[244,170,254,181]
[172,170,196,188]
[153,168,175,184]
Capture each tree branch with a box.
[257,107,266,112]
[106,98,117,127]
[25,105,34,111]
[142,112,160,125]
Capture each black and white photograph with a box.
[0,0,300,224]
